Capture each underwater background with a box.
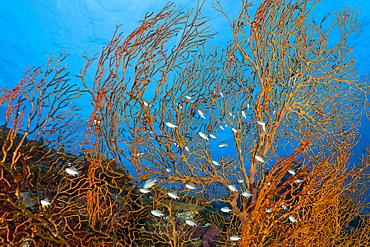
[1,0,370,246]
[1,0,369,163]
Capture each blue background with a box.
[0,0,369,164]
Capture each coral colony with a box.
[1,0,370,246]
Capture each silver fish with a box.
[140,188,151,193]
[151,210,164,217]
[221,206,232,213]
[143,178,157,189]
[228,184,238,192]
[219,142,229,147]
[230,235,241,241]
[185,219,197,226]
[198,110,206,119]
[288,169,296,175]
[198,132,209,141]
[168,191,180,199]
[257,120,266,133]
[165,122,178,128]
[65,167,79,176]
[40,198,51,207]
[255,155,265,163]
[289,215,298,223]
[185,183,196,190]
[242,191,252,198]
[212,160,221,166]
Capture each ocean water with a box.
[1,0,369,246]
[1,0,369,161]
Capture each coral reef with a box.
[1,0,370,246]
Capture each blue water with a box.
[1,2,369,245]
[1,0,369,199]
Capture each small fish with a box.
[185,96,192,100]
[220,92,224,98]
[142,101,149,107]
[209,134,217,139]
[257,121,267,133]
[242,110,247,119]
[229,235,241,241]
[40,198,51,208]
[242,191,252,198]
[288,169,296,175]
[220,125,225,131]
[198,132,209,141]
[185,219,197,226]
[185,146,190,152]
[166,168,172,172]
[140,188,151,194]
[212,160,221,166]
[232,128,237,134]
[165,122,178,128]
[255,155,265,163]
[294,179,303,183]
[151,210,164,217]
[65,167,79,176]
[228,184,238,192]
[185,183,196,190]
[266,208,272,213]
[219,142,229,148]
[198,110,206,119]
[143,178,157,189]
[237,179,244,183]
[281,202,288,210]
[168,191,180,199]
[247,103,250,110]
[289,215,298,223]
[221,206,232,213]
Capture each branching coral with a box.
[0,0,369,246]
